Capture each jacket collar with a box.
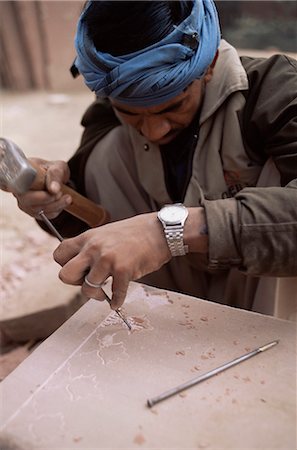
[200,40,249,124]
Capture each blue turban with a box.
[74,0,221,107]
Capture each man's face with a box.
[110,79,206,146]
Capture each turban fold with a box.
[75,0,221,106]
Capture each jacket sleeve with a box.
[37,99,120,239]
[204,55,297,276]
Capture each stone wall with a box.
[0,1,85,91]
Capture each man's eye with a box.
[116,108,138,116]
[157,101,184,114]
[161,106,179,114]
[120,110,138,116]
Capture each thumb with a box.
[45,161,70,194]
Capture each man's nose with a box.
[140,115,171,142]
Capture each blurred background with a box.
[217,1,297,53]
[0,0,296,92]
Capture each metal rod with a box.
[147,339,279,408]
[38,211,131,330]
[104,292,132,330]
[39,211,64,242]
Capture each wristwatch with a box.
[157,203,189,257]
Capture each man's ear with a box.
[204,50,219,83]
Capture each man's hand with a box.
[53,207,208,308]
[53,213,172,309]
[14,158,72,219]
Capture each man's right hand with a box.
[14,157,73,219]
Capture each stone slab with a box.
[0,281,296,449]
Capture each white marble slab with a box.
[0,281,296,449]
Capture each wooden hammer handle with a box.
[30,161,109,228]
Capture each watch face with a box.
[160,205,188,224]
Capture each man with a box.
[15,0,297,313]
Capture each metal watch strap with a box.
[164,224,189,257]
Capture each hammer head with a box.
[0,138,37,194]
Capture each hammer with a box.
[0,138,131,329]
[0,137,109,227]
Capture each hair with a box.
[83,1,193,56]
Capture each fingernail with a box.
[65,195,72,205]
[50,181,60,193]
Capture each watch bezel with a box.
[158,204,188,225]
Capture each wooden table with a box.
[1,281,296,449]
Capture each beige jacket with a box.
[47,41,297,317]
[122,41,297,275]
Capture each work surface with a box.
[0,281,296,449]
